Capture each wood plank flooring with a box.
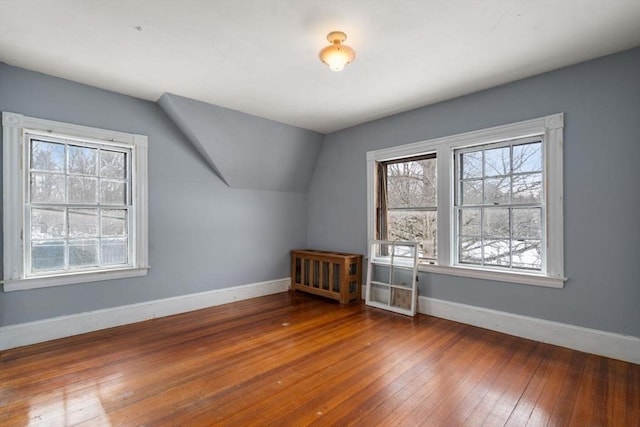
[1,291,638,426]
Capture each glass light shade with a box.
[319,45,355,71]
[319,31,355,72]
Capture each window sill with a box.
[418,264,566,288]
[2,267,150,292]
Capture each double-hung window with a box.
[2,112,149,291]
[367,113,565,288]
[455,137,544,271]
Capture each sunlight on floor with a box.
[28,383,112,426]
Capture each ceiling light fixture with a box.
[319,31,355,72]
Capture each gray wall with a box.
[2,48,639,337]
[158,93,323,192]
[307,47,640,337]
[0,63,308,326]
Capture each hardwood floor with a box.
[1,292,638,426]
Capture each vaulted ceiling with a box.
[1,1,639,133]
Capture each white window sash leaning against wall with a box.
[2,112,149,291]
[366,113,565,288]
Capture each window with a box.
[367,113,565,288]
[2,112,149,291]
[377,154,437,263]
[455,138,544,271]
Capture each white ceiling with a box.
[1,1,639,134]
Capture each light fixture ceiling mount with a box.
[319,31,355,72]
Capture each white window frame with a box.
[366,113,565,288]
[2,112,149,291]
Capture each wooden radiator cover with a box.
[290,249,362,304]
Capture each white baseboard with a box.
[418,295,640,364]
[0,277,290,351]
[3,282,637,364]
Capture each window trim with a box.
[366,113,565,288]
[2,111,149,291]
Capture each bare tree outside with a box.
[384,157,437,261]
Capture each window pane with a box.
[390,266,414,288]
[461,180,482,205]
[459,208,481,236]
[512,208,541,239]
[375,242,396,259]
[371,263,390,283]
[484,177,511,205]
[100,150,127,178]
[460,151,482,179]
[483,239,510,266]
[101,238,128,265]
[69,209,99,237]
[391,243,416,259]
[369,282,389,305]
[512,239,542,270]
[68,176,98,204]
[31,140,65,172]
[69,239,99,267]
[31,172,65,203]
[484,146,510,177]
[32,241,65,271]
[101,209,127,236]
[31,208,65,239]
[512,173,542,203]
[513,142,542,173]
[459,237,482,265]
[100,180,127,205]
[68,145,97,175]
[388,210,437,259]
[390,288,413,310]
[386,159,436,208]
[483,208,510,238]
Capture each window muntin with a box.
[378,154,437,263]
[455,138,544,272]
[26,135,133,276]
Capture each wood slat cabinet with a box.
[290,249,362,304]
